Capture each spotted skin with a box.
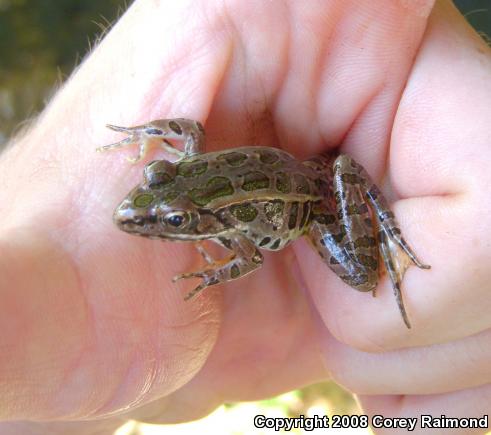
[98,118,430,328]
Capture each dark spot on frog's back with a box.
[242,171,270,191]
[299,202,310,229]
[270,239,281,250]
[162,191,179,204]
[257,150,279,164]
[230,203,258,222]
[188,176,234,206]
[177,160,208,177]
[144,160,176,188]
[293,173,310,194]
[168,120,183,135]
[275,172,291,193]
[288,202,299,229]
[217,152,248,167]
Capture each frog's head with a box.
[113,182,227,241]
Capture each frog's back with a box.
[177,146,326,207]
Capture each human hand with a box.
[0,0,489,433]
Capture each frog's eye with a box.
[164,211,189,228]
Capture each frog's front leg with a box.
[96,118,205,162]
[173,233,263,301]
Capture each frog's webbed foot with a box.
[173,234,263,301]
[367,184,430,328]
[96,118,206,162]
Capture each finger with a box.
[358,384,491,435]
[319,323,491,396]
[272,0,434,170]
[297,0,491,350]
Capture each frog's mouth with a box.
[114,213,158,235]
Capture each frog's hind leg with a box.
[334,154,430,328]
[308,178,380,298]
[96,118,205,162]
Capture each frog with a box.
[97,118,430,328]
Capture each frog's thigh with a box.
[308,194,379,293]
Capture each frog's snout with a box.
[113,200,157,235]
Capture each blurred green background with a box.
[0,1,489,434]
[0,0,127,145]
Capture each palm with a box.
[2,0,490,430]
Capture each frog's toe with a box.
[172,272,194,282]
[175,270,220,301]
[183,282,209,301]
[126,155,143,164]
[415,259,431,270]
[106,123,135,133]
[172,269,211,282]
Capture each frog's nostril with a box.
[114,204,138,227]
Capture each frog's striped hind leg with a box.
[308,178,380,298]
[173,233,263,301]
[96,118,205,162]
[333,154,430,328]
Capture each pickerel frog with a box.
[97,118,430,328]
